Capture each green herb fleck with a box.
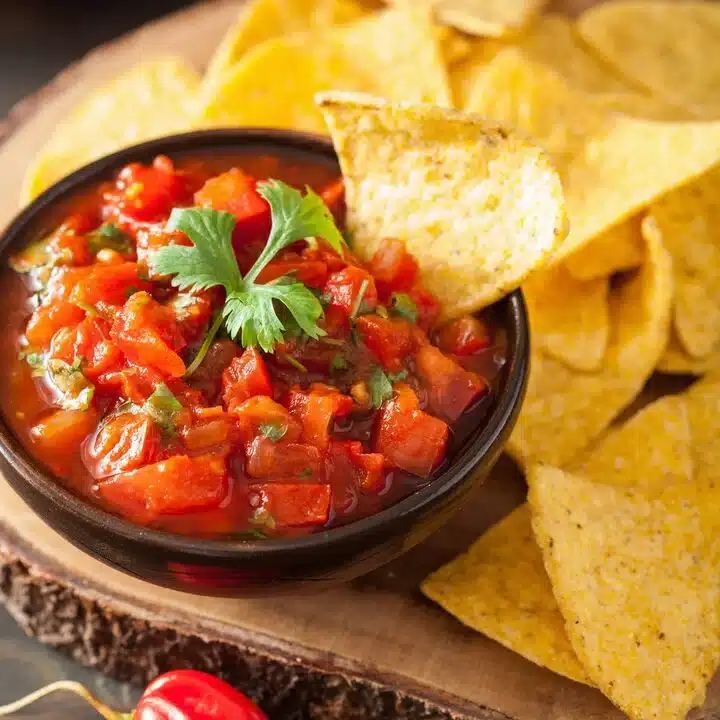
[368,366,394,409]
[46,358,95,411]
[87,223,133,256]
[330,354,348,372]
[388,369,409,383]
[143,383,182,434]
[390,293,419,323]
[299,467,313,479]
[19,349,45,377]
[281,353,308,373]
[259,422,288,443]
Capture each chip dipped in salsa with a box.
[0,149,506,540]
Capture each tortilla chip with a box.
[523,265,609,372]
[422,505,590,684]
[685,373,720,490]
[643,169,720,359]
[657,332,720,376]
[199,7,450,134]
[317,92,567,319]
[508,226,673,468]
[435,0,546,38]
[528,464,720,720]
[449,38,505,109]
[201,0,370,94]
[568,395,692,495]
[465,49,720,262]
[22,57,200,203]
[564,216,644,281]
[441,27,473,66]
[578,0,720,119]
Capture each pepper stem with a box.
[0,680,130,719]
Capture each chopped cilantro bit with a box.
[87,223,133,256]
[390,293,419,323]
[388,369,409,383]
[73,300,99,317]
[350,326,361,347]
[259,422,288,443]
[143,383,182,433]
[19,348,44,370]
[368,366,393,409]
[46,358,95,411]
[330,354,349,372]
[299,467,313,479]
[185,310,224,378]
[281,353,308,373]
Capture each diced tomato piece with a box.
[288,384,354,450]
[49,317,123,380]
[369,238,418,298]
[97,366,165,404]
[30,408,99,456]
[333,441,385,494]
[256,258,328,288]
[415,345,487,422]
[71,262,151,309]
[222,348,272,412]
[320,177,345,225]
[249,483,331,528]
[26,301,86,348]
[323,266,377,317]
[110,292,186,378]
[437,315,493,356]
[43,266,92,304]
[167,291,214,343]
[245,436,323,480]
[194,169,271,240]
[232,396,302,444]
[85,412,158,479]
[375,384,449,478]
[97,454,228,518]
[105,156,193,223]
[355,314,414,372]
[136,226,191,279]
[407,285,441,331]
[49,231,92,266]
[182,417,236,453]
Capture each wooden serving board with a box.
[0,2,718,718]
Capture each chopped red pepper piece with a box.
[437,315,493,356]
[250,483,331,528]
[222,348,273,412]
[323,265,378,316]
[245,435,324,481]
[233,395,303,444]
[288,384,354,450]
[415,344,487,422]
[26,301,86,348]
[375,384,449,477]
[255,257,328,288]
[49,317,123,380]
[355,314,414,372]
[71,262,151,309]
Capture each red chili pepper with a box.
[0,671,267,720]
[135,670,267,720]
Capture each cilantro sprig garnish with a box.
[151,180,345,359]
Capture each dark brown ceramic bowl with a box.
[0,129,529,596]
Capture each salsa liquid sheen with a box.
[0,148,507,540]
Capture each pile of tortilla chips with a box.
[19,0,720,717]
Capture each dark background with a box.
[0,2,199,715]
[0,0,198,116]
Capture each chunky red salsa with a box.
[0,150,505,539]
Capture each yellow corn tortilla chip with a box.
[201,0,371,94]
[465,49,720,263]
[578,0,720,119]
[199,7,451,134]
[643,169,720,359]
[422,505,590,684]
[449,38,505,109]
[317,92,567,319]
[523,265,609,372]
[564,216,644,281]
[508,226,673,468]
[528,464,720,720]
[22,57,200,204]
[685,373,720,490]
[435,0,546,38]
[568,395,692,494]
[657,331,720,376]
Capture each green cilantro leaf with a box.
[388,369,409,383]
[259,422,288,443]
[154,208,242,292]
[390,293,419,323]
[46,358,95,411]
[330,353,348,372]
[87,223,133,256]
[150,182,344,354]
[368,366,394,409]
[143,383,182,434]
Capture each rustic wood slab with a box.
[0,1,718,718]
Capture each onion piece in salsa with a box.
[1,151,506,539]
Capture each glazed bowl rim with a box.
[0,128,529,561]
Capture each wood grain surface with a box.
[0,2,718,719]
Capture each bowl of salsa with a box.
[0,129,528,594]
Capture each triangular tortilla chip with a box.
[199,7,450,134]
[422,505,590,684]
[644,168,720,359]
[523,265,609,372]
[578,1,720,119]
[317,92,566,319]
[528,464,720,720]
[508,225,672,467]
[22,57,200,203]
[564,216,644,281]
[465,49,720,262]
[684,373,720,490]
[657,331,720,376]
